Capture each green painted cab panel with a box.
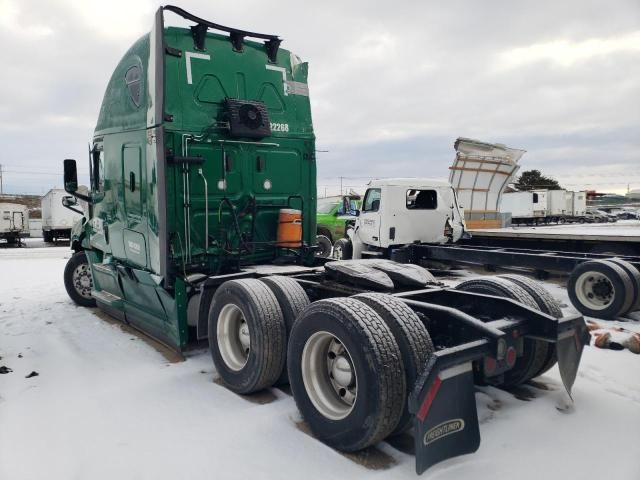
[80,8,316,350]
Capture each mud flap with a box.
[556,318,590,398]
[409,341,488,474]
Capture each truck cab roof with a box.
[367,178,452,189]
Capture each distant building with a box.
[626,189,640,200]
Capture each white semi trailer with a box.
[0,202,29,245]
[499,191,548,224]
[501,190,587,224]
[41,189,82,242]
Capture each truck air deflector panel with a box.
[163,5,281,61]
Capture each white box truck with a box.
[41,189,82,242]
[0,202,29,245]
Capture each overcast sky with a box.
[1,0,638,196]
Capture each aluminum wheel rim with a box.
[72,263,93,299]
[301,331,357,420]
[575,271,614,311]
[217,303,251,371]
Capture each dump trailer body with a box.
[0,202,29,242]
[41,189,82,240]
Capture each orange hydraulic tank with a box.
[277,208,303,247]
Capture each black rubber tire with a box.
[498,274,563,377]
[288,298,405,451]
[314,235,333,258]
[208,279,286,394]
[333,238,352,260]
[63,251,97,308]
[455,277,549,386]
[351,292,434,435]
[567,260,635,320]
[259,276,310,384]
[317,227,333,244]
[498,274,563,318]
[607,258,640,312]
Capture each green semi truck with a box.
[61,6,589,474]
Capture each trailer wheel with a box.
[333,238,352,260]
[351,293,433,435]
[259,276,310,384]
[607,258,640,312]
[568,260,635,319]
[314,235,333,258]
[497,274,563,376]
[208,279,286,394]
[455,277,549,386]
[288,298,405,451]
[63,251,96,308]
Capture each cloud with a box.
[0,0,638,195]
[494,31,640,70]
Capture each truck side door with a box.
[359,188,382,247]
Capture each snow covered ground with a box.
[1,245,639,480]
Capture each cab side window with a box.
[362,188,381,212]
[406,189,437,210]
[92,146,105,191]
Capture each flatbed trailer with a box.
[464,225,640,256]
[404,243,640,274]
[393,242,640,320]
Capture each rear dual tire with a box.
[567,260,636,319]
[259,276,310,384]
[288,297,406,451]
[208,279,287,394]
[352,292,434,435]
[454,276,550,386]
[497,274,562,377]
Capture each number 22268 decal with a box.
[270,122,289,132]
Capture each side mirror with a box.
[64,159,78,193]
[62,195,78,207]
